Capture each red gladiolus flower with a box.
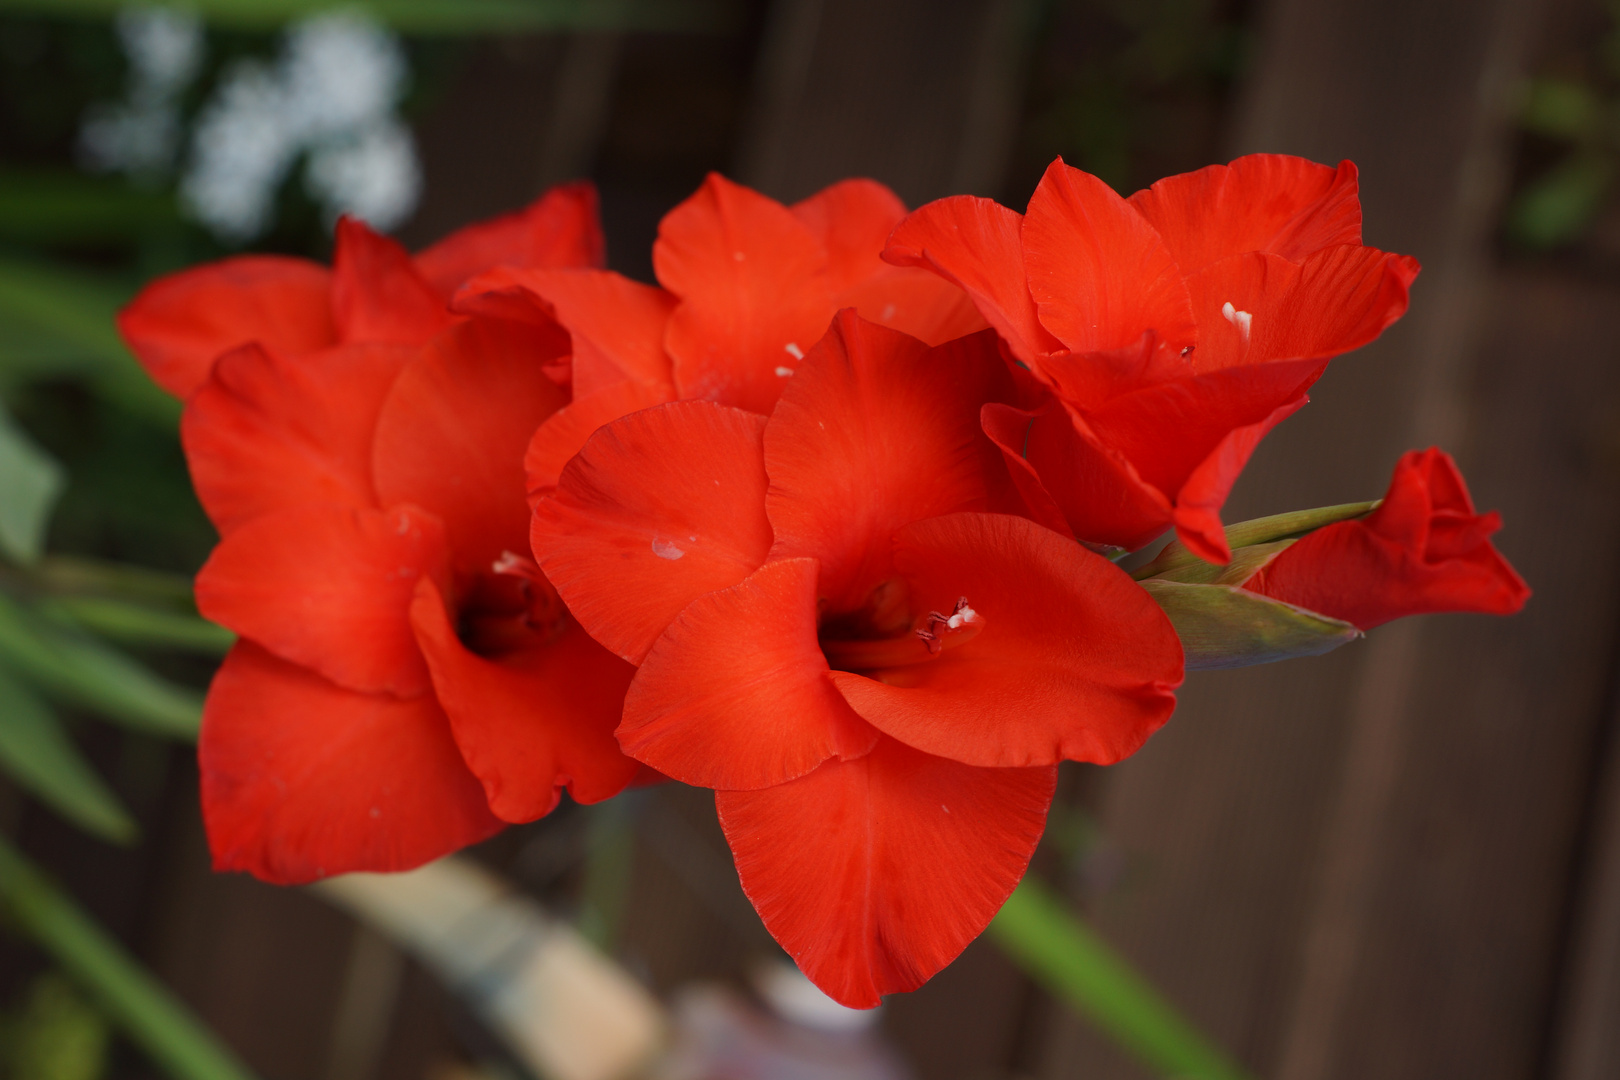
[1242,448,1530,629]
[531,311,1183,1006]
[454,173,984,490]
[884,154,1420,563]
[118,182,601,398]
[118,187,637,884]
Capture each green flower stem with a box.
[989,878,1254,1080]
[0,834,259,1080]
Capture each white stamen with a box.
[784,342,804,360]
[651,537,685,560]
[1221,301,1253,345]
[775,366,795,377]
[945,604,979,630]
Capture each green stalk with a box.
[0,834,259,1080]
[989,878,1253,1080]
[43,597,234,657]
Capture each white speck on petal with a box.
[651,537,685,560]
[784,342,804,360]
[733,251,746,262]
[1221,301,1253,345]
[882,303,896,321]
[941,804,950,814]
[688,535,697,542]
[775,366,795,377]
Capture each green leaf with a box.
[0,170,181,248]
[0,256,177,428]
[0,667,135,844]
[1132,500,1378,581]
[1519,78,1603,140]
[0,0,725,33]
[990,878,1253,1080]
[1507,153,1619,250]
[41,598,233,657]
[0,592,201,739]
[0,835,260,1080]
[5,973,111,1080]
[1140,579,1360,670]
[0,405,65,565]
[36,557,197,610]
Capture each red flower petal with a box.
[1183,246,1419,373]
[332,216,459,345]
[409,578,637,822]
[455,267,676,397]
[373,318,570,578]
[654,173,836,413]
[524,380,676,496]
[532,401,774,663]
[827,512,1181,767]
[791,178,986,347]
[716,737,1055,1009]
[413,181,605,298]
[116,256,336,398]
[765,313,1013,612]
[1127,155,1362,274]
[790,178,908,293]
[882,195,1061,365]
[182,341,412,534]
[1021,159,1197,355]
[200,641,502,885]
[1244,448,1531,628]
[1171,393,1310,564]
[195,503,449,697]
[619,558,878,789]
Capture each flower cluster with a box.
[119,155,1528,1006]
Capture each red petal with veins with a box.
[1127,156,1362,274]
[373,317,570,579]
[455,267,676,397]
[1184,246,1419,373]
[117,256,336,398]
[196,502,449,697]
[532,401,773,664]
[1021,158,1197,355]
[413,180,605,298]
[182,341,413,533]
[200,642,501,884]
[654,173,836,413]
[620,558,878,789]
[717,737,1055,1008]
[410,578,637,822]
[828,513,1181,767]
[332,216,458,345]
[524,380,676,496]
[766,314,1013,612]
[883,195,1061,365]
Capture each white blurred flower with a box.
[78,6,204,178]
[180,59,299,241]
[304,117,421,233]
[178,8,422,242]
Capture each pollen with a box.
[784,342,804,360]
[1221,301,1253,345]
[916,597,981,654]
[651,537,685,560]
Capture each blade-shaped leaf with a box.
[0,592,202,739]
[1140,579,1361,670]
[0,404,65,565]
[0,835,260,1080]
[42,598,233,657]
[1133,500,1378,580]
[0,666,135,844]
[990,877,1253,1080]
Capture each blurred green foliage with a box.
[1506,1,1620,249]
[0,973,110,1080]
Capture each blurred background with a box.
[2,0,1620,1078]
